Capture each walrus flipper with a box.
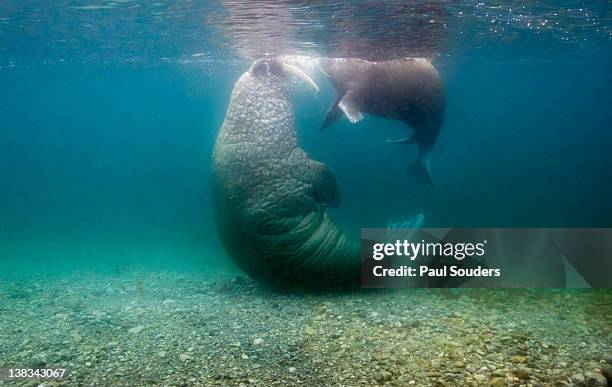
[308,160,340,208]
[408,157,435,188]
[338,91,364,124]
[321,96,342,130]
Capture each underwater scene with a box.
[1,1,611,386]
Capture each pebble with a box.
[453,361,466,368]
[128,325,145,335]
[572,373,585,384]
[253,338,264,346]
[179,353,191,362]
[511,355,528,364]
[375,371,392,382]
[512,367,530,380]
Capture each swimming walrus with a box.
[211,56,361,289]
[319,58,446,187]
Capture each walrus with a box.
[211,61,608,290]
[212,56,362,289]
[319,58,445,187]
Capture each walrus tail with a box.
[408,157,435,188]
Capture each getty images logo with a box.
[372,239,488,261]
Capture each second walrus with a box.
[320,58,446,187]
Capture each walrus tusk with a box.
[281,62,319,92]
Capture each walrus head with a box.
[248,56,319,92]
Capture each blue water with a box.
[0,2,610,270]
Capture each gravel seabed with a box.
[0,268,610,387]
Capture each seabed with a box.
[0,268,610,386]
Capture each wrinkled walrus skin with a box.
[212,58,360,289]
